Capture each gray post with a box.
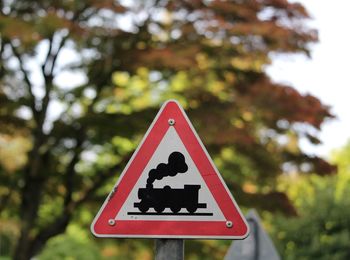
[155,239,184,260]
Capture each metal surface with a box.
[155,239,184,260]
[224,209,280,260]
[226,221,233,228]
[168,118,175,125]
[108,219,115,226]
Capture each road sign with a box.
[224,209,280,260]
[91,100,249,239]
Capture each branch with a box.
[0,37,5,77]
[72,151,132,208]
[9,42,39,122]
[42,35,54,78]
[29,210,71,257]
[51,36,69,76]
[75,163,125,206]
[63,128,85,207]
[0,188,12,213]
[41,73,53,118]
[42,33,69,78]
[28,130,85,256]
[30,152,131,257]
[39,34,68,129]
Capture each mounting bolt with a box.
[168,118,175,126]
[108,219,116,226]
[226,221,233,228]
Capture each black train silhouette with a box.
[133,151,207,214]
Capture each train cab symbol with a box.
[128,151,213,216]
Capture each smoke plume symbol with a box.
[146,151,188,188]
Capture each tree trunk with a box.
[13,234,33,260]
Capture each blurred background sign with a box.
[225,209,280,260]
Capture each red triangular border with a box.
[91,100,249,239]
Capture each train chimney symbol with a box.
[128,151,213,216]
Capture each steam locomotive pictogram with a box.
[128,151,210,215]
[134,184,207,214]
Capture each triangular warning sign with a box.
[91,100,249,239]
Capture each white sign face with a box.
[115,127,225,221]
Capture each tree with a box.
[0,0,334,259]
[269,142,350,259]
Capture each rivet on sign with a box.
[108,219,116,226]
[168,118,175,126]
[226,221,233,228]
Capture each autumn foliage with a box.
[0,0,334,259]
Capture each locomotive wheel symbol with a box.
[154,205,165,213]
[138,203,149,213]
[186,205,198,214]
[170,206,181,213]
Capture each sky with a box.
[267,0,350,158]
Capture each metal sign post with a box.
[155,239,184,260]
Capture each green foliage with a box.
[332,141,350,200]
[37,224,100,260]
[268,142,350,259]
[39,236,102,260]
